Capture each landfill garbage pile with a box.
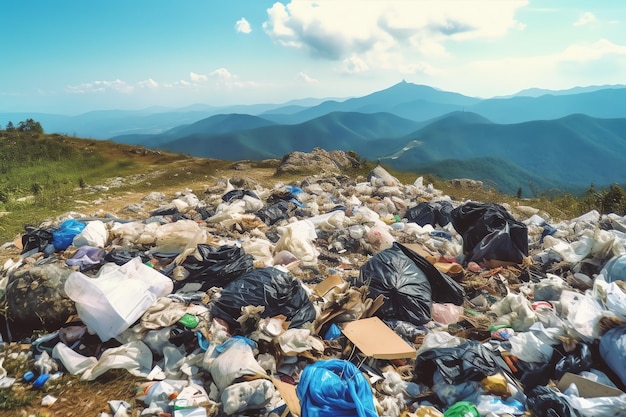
[1,165,626,417]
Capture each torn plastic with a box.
[221,379,275,415]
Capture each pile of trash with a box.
[1,165,626,417]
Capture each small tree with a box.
[516,187,522,199]
[17,118,44,134]
[602,184,626,215]
[6,121,15,131]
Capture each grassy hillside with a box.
[0,130,201,242]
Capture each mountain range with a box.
[4,80,626,196]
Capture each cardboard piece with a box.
[314,274,346,297]
[272,378,301,417]
[402,243,435,262]
[341,316,416,359]
[557,372,624,398]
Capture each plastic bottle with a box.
[32,373,51,389]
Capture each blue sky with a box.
[2,0,626,114]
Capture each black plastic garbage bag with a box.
[413,340,501,385]
[212,267,316,331]
[105,248,151,265]
[356,243,464,326]
[554,343,592,380]
[405,201,454,227]
[222,189,260,203]
[179,244,254,291]
[21,226,54,254]
[396,243,465,305]
[526,386,582,417]
[256,200,293,225]
[450,202,528,264]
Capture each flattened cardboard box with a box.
[272,378,301,417]
[341,316,416,359]
[557,372,624,398]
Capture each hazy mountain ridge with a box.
[6,81,626,194]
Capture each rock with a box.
[275,148,360,175]
[447,178,484,189]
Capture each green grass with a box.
[0,131,191,242]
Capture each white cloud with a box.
[574,12,597,27]
[67,79,133,94]
[190,72,208,82]
[338,56,369,74]
[559,39,626,62]
[459,38,626,97]
[209,67,254,89]
[298,72,318,83]
[210,68,234,80]
[235,17,252,34]
[263,0,527,64]
[138,78,158,88]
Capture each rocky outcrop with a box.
[275,148,360,175]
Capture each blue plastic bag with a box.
[296,359,377,417]
[52,219,86,250]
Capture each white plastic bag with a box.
[203,337,267,391]
[65,258,173,341]
[73,220,108,248]
[275,220,319,266]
